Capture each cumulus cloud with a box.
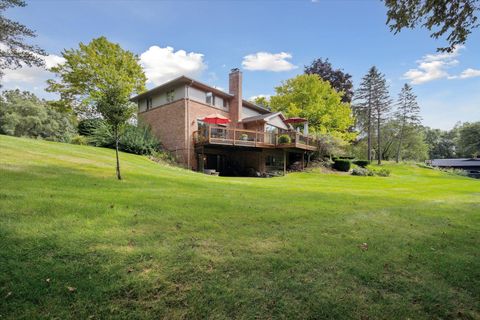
[242,52,297,72]
[249,94,271,101]
[1,53,65,98]
[403,46,463,84]
[403,46,480,84]
[2,54,65,84]
[140,45,207,86]
[449,68,480,80]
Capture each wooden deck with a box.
[193,127,318,151]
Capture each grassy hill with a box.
[1,135,479,319]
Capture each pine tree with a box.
[0,0,46,83]
[353,66,391,163]
[394,83,421,162]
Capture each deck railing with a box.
[193,126,318,150]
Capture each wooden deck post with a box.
[302,151,305,170]
[283,150,287,176]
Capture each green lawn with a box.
[0,135,479,319]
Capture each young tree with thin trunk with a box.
[394,83,421,162]
[95,83,136,180]
[47,37,145,179]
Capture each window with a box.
[223,99,229,109]
[166,89,175,102]
[206,92,213,105]
[146,98,152,110]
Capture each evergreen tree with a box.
[354,66,391,163]
[394,83,421,162]
[0,0,46,83]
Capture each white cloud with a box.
[140,45,206,86]
[242,52,297,72]
[249,94,271,101]
[1,54,65,98]
[2,54,65,84]
[449,68,480,79]
[403,46,463,84]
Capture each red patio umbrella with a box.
[284,117,308,124]
[203,113,231,125]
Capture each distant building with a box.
[428,158,480,178]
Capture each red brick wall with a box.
[138,99,188,163]
[186,99,231,169]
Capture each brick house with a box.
[131,69,317,176]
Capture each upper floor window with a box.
[166,89,175,102]
[223,99,229,109]
[206,92,213,105]
[146,97,152,110]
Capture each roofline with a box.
[130,75,234,102]
[242,99,270,114]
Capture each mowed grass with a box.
[0,135,479,320]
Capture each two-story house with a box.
[131,68,317,176]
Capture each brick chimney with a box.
[229,68,242,125]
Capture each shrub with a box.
[353,160,370,168]
[89,122,161,155]
[70,135,88,145]
[352,167,374,176]
[373,168,391,177]
[333,159,351,172]
[277,134,291,144]
[120,125,161,155]
[78,118,104,136]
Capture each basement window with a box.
[146,98,152,110]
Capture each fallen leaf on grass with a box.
[67,286,76,293]
[359,243,368,251]
[46,278,51,283]
[5,291,12,298]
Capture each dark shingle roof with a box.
[431,158,480,167]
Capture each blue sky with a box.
[3,0,480,130]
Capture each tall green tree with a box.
[304,58,354,103]
[456,122,480,157]
[394,83,421,162]
[354,66,391,163]
[384,0,479,52]
[269,74,355,141]
[0,0,46,83]
[0,89,76,141]
[46,36,146,117]
[423,126,458,159]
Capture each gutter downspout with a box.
[186,82,193,169]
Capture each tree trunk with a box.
[395,124,404,163]
[377,113,381,165]
[367,108,372,161]
[115,126,122,180]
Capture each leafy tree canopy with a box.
[0,89,76,141]
[46,36,146,117]
[384,0,479,52]
[457,121,480,157]
[304,58,353,103]
[270,74,356,141]
[0,0,46,82]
